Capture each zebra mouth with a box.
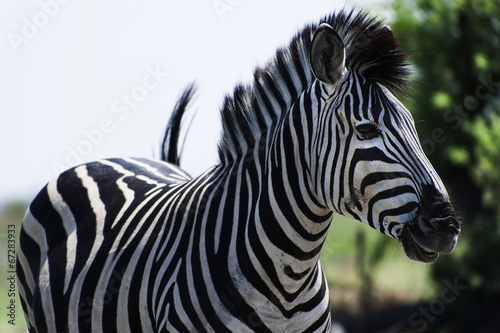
[401,218,459,263]
[400,186,460,263]
[401,227,439,263]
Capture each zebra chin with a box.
[401,186,461,263]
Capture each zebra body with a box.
[18,10,460,332]
[20,155,332,332]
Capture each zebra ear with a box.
[310,23,346,85]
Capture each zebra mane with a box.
[218,9,411,165]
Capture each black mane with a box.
[220,10,411,164]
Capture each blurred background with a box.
[1,0,499,332]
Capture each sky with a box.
[0,0,390,206]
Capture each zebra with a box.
[17,10,460,333]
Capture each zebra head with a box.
[309,22,460,262]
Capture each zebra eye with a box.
[355,123,380,139]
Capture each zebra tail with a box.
[161,83,196,165]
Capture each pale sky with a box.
[1,0,390,205]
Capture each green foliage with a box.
[391,0,500,330]
[448,106,500,209]
[392,0,500,172]
[466,109,500,209]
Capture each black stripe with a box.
[360,171,412,195]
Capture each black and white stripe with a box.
[18,9,459,333]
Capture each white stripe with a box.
[45,178,77,295]
[117,190,171,332]
[23,211,57,332]
[98,159,136,229]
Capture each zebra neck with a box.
[208,155,332,320]
[261,82,335,287]
[234,105,333,293]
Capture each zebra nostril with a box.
[417,214,431,230]
[417,211,460,235]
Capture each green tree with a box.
[391,0,500,331]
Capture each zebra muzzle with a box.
[401,187,461,263]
